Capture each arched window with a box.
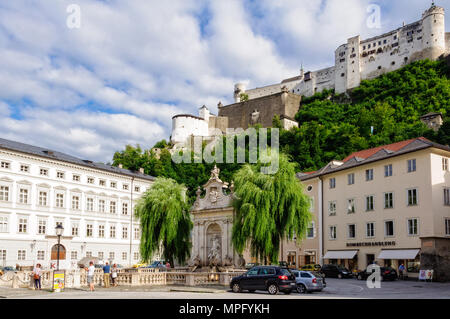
[51,244,66,260]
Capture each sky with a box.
[0,0,448,163]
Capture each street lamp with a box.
[55,224,64,270]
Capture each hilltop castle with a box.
[171,4,449,144]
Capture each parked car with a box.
[356,267,398,281]
[230,266,296,295]
[245,262,260,270]
[133,262,148,268]
[291,270,325,293]
[300,264,322,272]
[321,264,353,279]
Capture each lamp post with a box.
[55,224,64,271]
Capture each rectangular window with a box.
[122,202,128,215]
[73,175,80,182]
[86,198,94,211]
[98,225,105,238]
[123,184,129,190]
[37,219,46,234]
[329,226,337,240]
[72,196,80,210]
[134,252,139,261]
[122,226,128,239]
[445,219,450,236]
[328,201,337,216]
[347,199,355,214]
[86,224,93,238]
[366,222,375,238]
[309,197,314,212]
[0,249,6,261]
[445,189,450,206]
[407,159,416,173]
[20,165,30,173]
[347,173,355,185]
[71,251,78,260]
[110,201,116,214]
[55,193,64,208]
[385,221,394,237]
[134,227,140,240]
[366,195,374,211]
[348,224,356,239]
[17,250,26,260]
[0,216,9,233]
[18,217,28,233]
[57,171,65,179]
[71,223,79,237]
[407,218,419,236]
[365,169,374,181]
[99,200,105,213]
[98,252,104,259]
[407,189,418,206]
[1,161,10,169]
[40,168,48,176]
[99,180,106,186]
[38,191,48,206]
[384,164,393,177]
[37,250,45,260]
[110,182,117,188]
[0,186,9,201]
[87,177,95,184]
[384,192,394,209]
[109,252,115,260]
[307,222,315,239]
[122,252,127,260]
[19,189,29,204]
[110,226,116,238]
[134,186,140,192]
[443,158,449,171]
[329,178,336,189]
[86,251,92,258]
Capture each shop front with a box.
[377,249,421,279]
[323,250,359,271]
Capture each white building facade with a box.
[0,138,154,270]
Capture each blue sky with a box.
[0,0,448,162]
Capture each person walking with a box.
[111,264,118,287]
[398,263,405,280]
[32,263,42,290]
[102,262,111,288]
[85,261,96,292]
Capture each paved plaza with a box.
[1,278,449,299]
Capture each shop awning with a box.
[323,250,358,259]
[377,249,420,260]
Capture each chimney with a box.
[139,167,144,174]
[118,164,123,169]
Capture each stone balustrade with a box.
[0,268,246,289]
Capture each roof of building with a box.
[298,137,450,181]
[0,137,155,181]
[420,112,443,119]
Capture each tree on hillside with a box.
[135,177,193,266]
[231,153,313,263]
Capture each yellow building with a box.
[295,137,450,280]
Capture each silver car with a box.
[291,270,325,293]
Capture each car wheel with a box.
[267,284,279,295]
[232,283,242,293]
[338,274,343,279]
[296,284,307,294]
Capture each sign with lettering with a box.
[346,241,396,247]
[53,270,65,292]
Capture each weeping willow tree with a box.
[231,152,312,264]
[135,177,193,266]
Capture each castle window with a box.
[391,61,395,65]
[378,41,381,45]
[341,73,345,77]
[378,66,382,70]
[383,39,387,44]
[404,57,408,63]
[394,35,397,40]
[368,44,371,48]
[363,46,366,50]
[417,37,422,40]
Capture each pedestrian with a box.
[32,263,42,290]
[102,262,111,288]
[85,261,95,292]
[165,261,170,269]
[111,263,118,287]
[398,263,405,280]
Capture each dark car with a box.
[356,267,398,281]
[321,264,353,279]
[230,266,296,295]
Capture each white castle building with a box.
[234,4,450,101]
[0,138,154,269]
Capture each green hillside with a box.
[112,58,450,201]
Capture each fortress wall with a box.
[218,92,301,130]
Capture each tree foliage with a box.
[231,153,312,263]
[135,177,193,265]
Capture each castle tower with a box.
[233,83,246,103]
[421,3,446,60]
[199,105,210,123]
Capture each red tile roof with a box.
[342,137,431,162]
